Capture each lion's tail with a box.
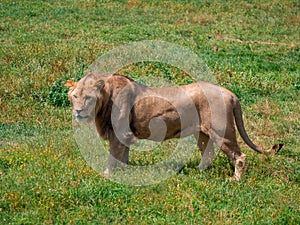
[233,99,283,155]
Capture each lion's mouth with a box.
[74,115,89,122]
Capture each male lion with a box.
[66,72,283,181]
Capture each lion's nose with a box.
[75,109,82,115]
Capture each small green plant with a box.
[47,78,70,107]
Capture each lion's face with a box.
[69,87,97,122]
[66,77,104,122]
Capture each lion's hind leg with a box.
[232,152,246,182]
[197,132,216,170]
[220,139,246,182]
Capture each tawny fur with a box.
[66,72,283,181]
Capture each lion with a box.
[66,72,283,181]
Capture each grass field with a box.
[0,0,299,224]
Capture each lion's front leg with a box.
[115,116,137,147]
[104,134,130,177]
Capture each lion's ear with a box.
[65,80,78,90]
[93,79,105,90]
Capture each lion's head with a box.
[65,73,105,122]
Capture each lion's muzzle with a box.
[73,109,90,122]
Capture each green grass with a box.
[0,0,299,224]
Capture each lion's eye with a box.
[73,95,78,99]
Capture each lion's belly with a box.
[130,96,199,141]
[130,115,182,141]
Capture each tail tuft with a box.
[276,143,284,154]
[265,143,284,155]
